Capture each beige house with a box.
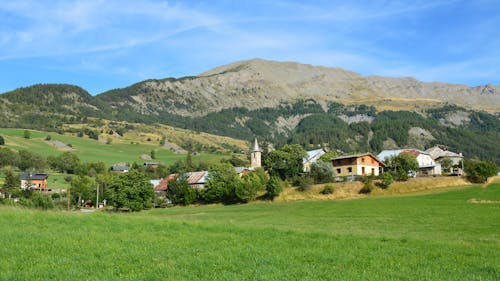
[331,153,384,177]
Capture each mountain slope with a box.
[96,58,500,116]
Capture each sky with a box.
[1,0,499,95]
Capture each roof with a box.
[185,171,209,185]
[425,146,462,159]
[112,165,130,171]
[252,138,261,152]
[154,174,178,191]
[303,148,326,163]
[20,173,49,180]
[234,166,251,174]
[377,150,403,161]
[332,153,385,166]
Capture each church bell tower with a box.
[250,138,262,169]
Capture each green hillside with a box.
[0,128,237,167]
[0,183,498,280]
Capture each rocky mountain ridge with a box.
[96,58,499,116]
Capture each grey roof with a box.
[303,148,326,163]
[112,165,130,171]
[252,138,261,152]
[20,173,49,180]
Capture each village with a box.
[5,137,474,211]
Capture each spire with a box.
[252,138,261,152]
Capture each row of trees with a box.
[167,164,281,206]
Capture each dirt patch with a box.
[47,140,73,151]
[468,199,500,204]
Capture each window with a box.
[371,168,375,175]
[347,167,352,173]
[361,158,365,163]
[336,168,341,174]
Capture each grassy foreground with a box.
[1,183,499,280]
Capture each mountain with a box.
[0,59,499,164]
[96,58,500,116]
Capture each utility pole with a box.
[67,188,71,211]
[96,183,99,209]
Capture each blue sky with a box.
[1,0,499,94]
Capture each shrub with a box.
[23,130,30,139]
[266,176,282,199]
[45,135,51,141]
[0,135,5,145]
[310,161,334,183]
[297,177,314,191]
[464,160,498,183]
[31,193,55,210]
[377,173,393,189]
[167,177,197,205]
[359,176,375,194]
[321,184,334,195]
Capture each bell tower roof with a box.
[252,138,261,152]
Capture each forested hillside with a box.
[0,58,499,165]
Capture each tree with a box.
[23,130,30,139]
[377,172,393,189]
[166,176,196,205]
[49,152,81,174]
[266,176,282,199]
[2,170,18,198]
[440,158,453,174]
[386,154,419,181]
[70,175,95,207]
[18,150,46,171]
[203,163,240,204]
[235,173,261,202]
[310,161,334,183]
[0,135,4,145]
[105,170,154,211]
[464,160,498,183]
[264,144,307,180]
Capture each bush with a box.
[266,176,282,199]
[0,135,4,145]
[31,193,55,210]
[167,177,197,206]
[377,173,393,189]
[297,177,314,191]
[310,161,334,183]
[359,176,375,194]
[321,184,334,195]
[464,160,498,183]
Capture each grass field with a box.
[0,183,499,280]
[0,128,231,167]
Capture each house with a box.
[425,146,463,175]
[20,173,49,190]
[185,171,209,188]
[234,166,252,177]
[303,148,327,172]
[111,164,130,173]
[377,149,441,176]
[331,153,384,177]
[144,162,161,169]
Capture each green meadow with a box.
[1,183,499,280]
[0,128,227,167]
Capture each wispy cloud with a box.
[0,0,499,94]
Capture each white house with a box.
[425,146,463,175]
[377,149,441,176]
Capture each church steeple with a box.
[250,138,261,169]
